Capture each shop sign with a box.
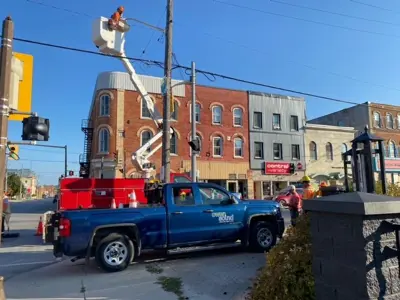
[374,157,400,173]
[264,162,291,175]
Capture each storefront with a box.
[373,157,400,185]
[252,161,305,199]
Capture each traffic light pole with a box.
[190,61,197,182]
[0,17,14,245]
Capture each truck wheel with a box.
[95,233,134,272]
[249,221,277,253]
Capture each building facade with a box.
[7,168,37,196]
[304,123,356,184]
[83,72,252,197]
[308,102,400,184]
[248,92,306,199]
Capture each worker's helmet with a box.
[301,175,311,183]
[117,6,124,13]
[320,181,328,187]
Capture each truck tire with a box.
[249,221,277,253]
[95,233,134,272]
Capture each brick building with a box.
[308,101,400,184]
[81,72,252,197]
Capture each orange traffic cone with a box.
[129,189,138,208]
[111,198,117,209]
[35,217,43,236]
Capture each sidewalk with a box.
[5,249,264,300]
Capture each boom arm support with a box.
[92,10,172,178]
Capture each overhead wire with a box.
[17,0,400,92]
[349,0,400,15]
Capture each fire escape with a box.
[79,119,93,178]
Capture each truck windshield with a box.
[173,176,191,183]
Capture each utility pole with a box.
[161,0,174,183]
[191,61,197,182]
[0,17,14,244]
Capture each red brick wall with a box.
[369,104,400,145]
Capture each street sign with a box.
[9,52,34,121]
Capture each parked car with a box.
[48,182,284,273]
[274,188,304,207]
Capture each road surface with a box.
[0,198,57,280]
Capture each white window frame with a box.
[386,113,394,129]
[253,111,262,129]
[291,144,300,160]
[98,128,110,153]
[99,94,110,117]
[212,106,222,125]
[212,136,223,157]
[272,114,281,130]
[389,141,396,158]
[140,97,155,119]
[373,112,381,128]
[233,138,244,158]
[290,115,299,131]
[233,108,243,127]
[140,130,153,152]
[254,142,264,159]
[189,103,201,123]
[310,141,317,160]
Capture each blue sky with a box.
[2,0,400,185]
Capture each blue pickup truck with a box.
[50,182,284,272]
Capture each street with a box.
[2,199,291,299]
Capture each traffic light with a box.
[7,144,19,160]
[289,163,295,174]
[68,170,74,176]
[22,116,50,141]
[188,137,201,152]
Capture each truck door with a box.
[196,184,245,242]
[167,184,205,247]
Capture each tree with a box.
[7,173,25,197]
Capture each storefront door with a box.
[226,180,238,193]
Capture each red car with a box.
[274,188,304,208]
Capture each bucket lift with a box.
[92,7,174,179]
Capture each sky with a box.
[2,0,400,185]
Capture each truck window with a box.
[173,176,191,183]
[172,186,195,206]
[199,187,230,205]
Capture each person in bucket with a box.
[284,185,302,227]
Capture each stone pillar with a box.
[115,89,125,178]
[303,192,400,300]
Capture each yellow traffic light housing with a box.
[7,144,20,160]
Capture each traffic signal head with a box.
[22,116,50,141]
[188,137,201,152]
[289,163,295,174]
[7,144,19,160]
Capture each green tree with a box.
[7,173,25,197]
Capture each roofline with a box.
[305,123,356,132]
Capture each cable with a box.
[18,0,400,91]
[211,0,400,39]
[18,147,81,155]
[13,158,79,163]
[349,0,400,15]
[271,0,400,27]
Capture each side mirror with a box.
[229,195,238,204]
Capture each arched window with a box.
[99,94,110,116]
[325,142,333,160]
[233,108,243,126]
[212,106,222,125]
[341,143,347,154]
[140,130,153,152]
[234,137,244,157]
[98,128,110,153]
[141,98,154,119]
[310,141,317,160]
[171,133,178,154]
[171,100,179,121]
[387,113,394,129]
[373,112,381,128]
[190,103,201,123]
[389,141,396,158]
[213,135,223,156]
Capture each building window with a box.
[310,141,317,160]
[290,115,299,131]
[254,142,264,159]
[341,143,347,154]
[140,130,153,152]
[387,113,394,129]
[213,136,223,156]
[389,141,396,158]
[98,128,110,153]
[171,101,179,121]
[325,142,333,160]
[99,94,110,116]
[234,138,244,157]
[291,144,300,160]
[253,112,262,129]
[273,143,282,160]
[233,108,243,127]
[189,104,201,123]
[171,133,178,154]
[373,112,381,128]
[212,106,222,125]
[272,114,281,130]
[141,98,153,119]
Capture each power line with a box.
[211,0,400,39]
[11,158,79,164]
[350,0,400,15]
[18,0,400,92]
[271,0,400,27]
[18,147,80,155]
